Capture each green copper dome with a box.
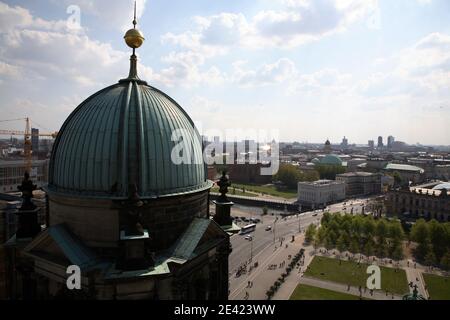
[48,80,210,199]
[319,154,343,166]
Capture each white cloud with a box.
[0,61,22,78]
[360,32,450,96]
[232,58,298,87]
[163,0,379,52]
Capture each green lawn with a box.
[290,284,365,300]
[304,256,409,295]
[233,183,297,199]
[423,273,450,300]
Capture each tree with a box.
[274,164,302,189]
[364,239,375,257]
[377,238,388,258]
[305,224,317,243]
[411,219,430,260]
[389,221,405,243]
[428,220,447,262]
[440,251,450,271]
[262,206,268,216]
[326,230,338,249]
[351,216,365,239]
[321,212,332,227]
[349,238,359,254]
[424,251,437,266]
[337,234,347,253]
[391,171,403,187]
[363,218,376,238]
[315,164,346,180]
[376,219,388,241]
[391,240,404,261]
[316,227,327,247]
[299,170,320,182]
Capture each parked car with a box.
[265,226,272,231]
[312,213,318,217]
[244,235,253,240]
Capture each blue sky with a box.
[0,0,449,145]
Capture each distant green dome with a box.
[48,80,210,199]
[311,158,320,164]
[319,154,343,166]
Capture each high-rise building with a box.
[341,136,348,149]
[377,136,384,149]
[368,140,374,150]
[323,139,332,154]
[31,128,39,153]
[387,135,395,149]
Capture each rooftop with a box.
[384,163,425,173]
[298,179,344,186]
[336,172,378,177]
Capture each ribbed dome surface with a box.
[48,80,209,199]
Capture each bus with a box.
[239,223,256,235]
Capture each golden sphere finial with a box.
[124,28,145,49]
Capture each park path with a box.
[229,235,305,300]
[295,277,403,300]
[272,245,315,300]
[405,267,429,299]
[272,247,404,301]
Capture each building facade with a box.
[336,172,382,197]
[297,180,345,207]
[31,128,39,153]
[386,183,450,222]
[383,163,425,185]
[0,160,49,193]
[227,163,272,185]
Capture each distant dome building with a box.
[319,154,343,166]
[6,9,231,301]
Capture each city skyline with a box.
[0,0,449,145]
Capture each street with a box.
[222,196,380,299]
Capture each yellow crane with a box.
[0,117,58,174]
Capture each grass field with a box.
[233,184,297,199]
[290,284,366,300]
[304,256,409,295]
[423,273,450,300]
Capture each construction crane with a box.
[0,117,58,174]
